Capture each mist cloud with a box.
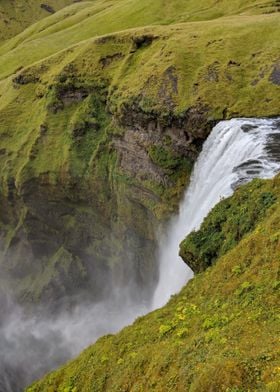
[0,286,149,391]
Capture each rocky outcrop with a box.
[114,103,213,185]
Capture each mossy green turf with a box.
[180,181,278,273]
[0,4,279,119]
[27,176,280,392]
[0,0,79,42]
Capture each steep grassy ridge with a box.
[27,176,280,392]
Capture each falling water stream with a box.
[1,118,280,391]
[153,117,280,308]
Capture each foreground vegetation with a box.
[28,176,280,391]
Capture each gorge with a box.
[0,1,279,391]
[1,118,280,391]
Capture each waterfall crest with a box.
[153,117,280,308]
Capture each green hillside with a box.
[0,0,279,389]
[0,0,78,42]
[1,0,280,81]
[27,176,280,392]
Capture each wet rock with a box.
[241,124,258,132]
[272,119,280,130]
[233,159,263,172]
[232,159,264,189]
[265,133,280,162]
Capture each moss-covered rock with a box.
[180,179,278,273]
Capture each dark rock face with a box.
[269,62,280,85]
[114,103,214,187]
[58,86,89,106]
[265,132,280,162]
[131,34,158,51]
[241,124,258,132]
[40,4,55,14]
[118,101,214,149]
[1,174,157,309]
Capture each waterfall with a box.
[153,117,280,308]
[1,118,280,391]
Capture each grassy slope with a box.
[0,2,279,114]
[27,176,280,392]
[0,0,80,43]
[0,0,279,184]
[0,11,279,215]
[1,0,279,50]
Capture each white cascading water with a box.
[1,118,280,392]
[153,117,280,308]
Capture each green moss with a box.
[180,179,278,273]
[149,145,184,171]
